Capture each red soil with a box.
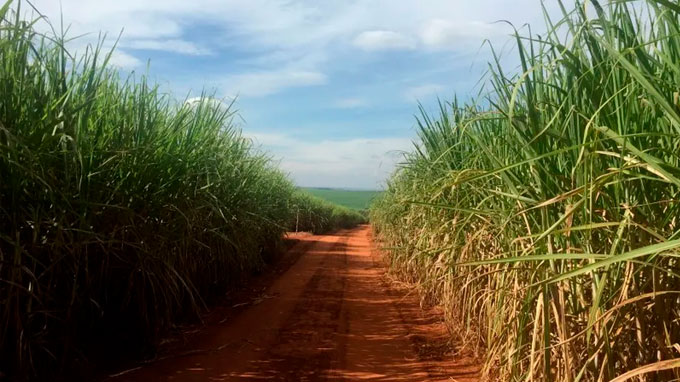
[107,225,479,381]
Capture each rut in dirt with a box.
[109,226,479,381]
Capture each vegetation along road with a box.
[108,226,479,382]
[5,0,680,380]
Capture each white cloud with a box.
[27,0,564,95]
[353,30,416,51]
[403,84,446,101]
[420,19,504,49]
[124,39,212,55]
[332,98,368,109]
[24,0,572,187]
[223,70,327,97]
[248,132,413,189]
[108,50,142,69]
[28,0,562,60]
[184,97,235,111]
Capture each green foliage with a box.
[289,191,367,234]
[0,2,361,378]
[302,187,382,210]
[372,1,680,381]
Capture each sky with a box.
[27,0,567,189]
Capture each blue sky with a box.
[30,0,567,189]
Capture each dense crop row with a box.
[0,2,361,378]
[290,190,367,234]
[372,1,680,381]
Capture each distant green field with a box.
[302,188,382,210]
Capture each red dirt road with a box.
[109,226,479,381]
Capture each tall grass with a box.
[0,2,361,378]
[372,0,680,380]
[290,190,367,234]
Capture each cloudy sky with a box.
[28,0,566,189]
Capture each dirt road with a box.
[109,226,479,381]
